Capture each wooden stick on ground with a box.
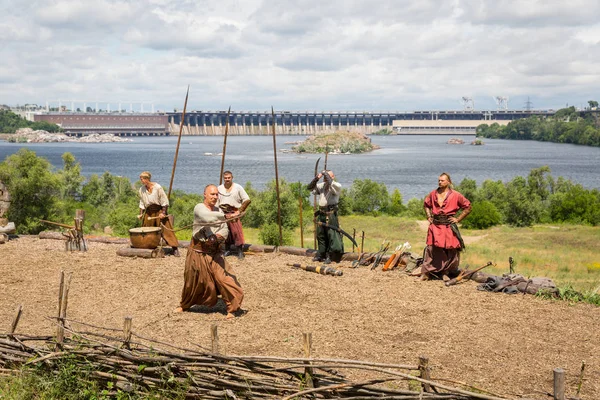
[8,305,23,341]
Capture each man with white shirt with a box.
[307,170,344,264]
[217,171,251,259]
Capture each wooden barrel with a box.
[129,227,162,249]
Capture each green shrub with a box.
[244,179,299,230]
[385,189,406,216]
[337,188,353,216]
[0,148,61,233]
[371,128,393,135]
[455,177,477,203]
[461,200,501,229]
[169,190,202,228]
[348,179,389,215]
[259,223,293,246]
[549,185,600,226]
[404,198,426,219]
[107,198,140,236]
[504,176,542,227]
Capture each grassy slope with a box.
[240,216,599,292]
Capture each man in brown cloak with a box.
[176,184,244,319]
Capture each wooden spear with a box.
[219,106,231,185]
[271,107,283,246]
[167,85,190,200]
[298,182,304,248]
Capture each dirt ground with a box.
[1,235,598,399]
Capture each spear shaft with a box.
[271,107,283,246]
[167,85,189,200]
[298,183,304,248]
[219,106,231,185]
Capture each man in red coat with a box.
[421,173,471,281]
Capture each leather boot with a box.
[237,245,245,260]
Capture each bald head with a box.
[204,185,219,208]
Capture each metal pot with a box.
[129,227,162,249]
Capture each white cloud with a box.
[1,0,600,111]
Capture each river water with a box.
[0,135,598,200]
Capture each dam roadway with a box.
[166,109,554,135]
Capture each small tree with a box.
[404,198,426,219]
[244,179,299,230]
[259,223,293,246]
[348,179,389,215]
[0,149,61,233]
[527,166,554,201]
[504,176,542,227]
[385,189,406,215]
[57,152,84,200]
[455,177,477,203]
[461,200,502,229]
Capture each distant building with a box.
[33,112,169,136]
[10,104,43,121]
[392,119,511,135]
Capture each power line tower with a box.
[494,96,509,111]
[461,96,475,111]
[524,97,533,112]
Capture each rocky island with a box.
[292,131,379,154]
[3,128,132,143]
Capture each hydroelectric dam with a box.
[166,109,554,136]
[33,109,556,136]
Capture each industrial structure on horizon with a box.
[19,97,560,136]
[30,109,555,136]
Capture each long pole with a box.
[312,157,320,249]
[167,85,190,200]
[298,182,304,248]
[271,107,283,246]
[219,106,231,185]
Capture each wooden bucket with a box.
[129,227,162,249]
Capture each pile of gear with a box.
[477,274,557,295]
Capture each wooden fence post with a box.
[553,367,565,400]
[55,271,72,350]
[211,324,219,354]
[75,209,87,251]
[419,355,433,393]
[123,317,132,349]
[303,332,314,388]
[360,231,365,253]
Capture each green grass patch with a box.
[0,356,190,400]
[536,284,600,306]
[244,219,600,293]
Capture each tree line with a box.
[0,110,62,134]
[0,150,598,241]
[476,106,600,147]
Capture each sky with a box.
[1,0,600,113]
